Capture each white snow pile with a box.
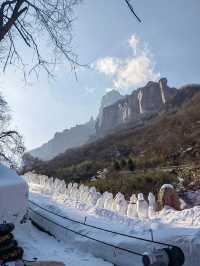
[23,172,200,266]
[0,164,28,224]
[23,172,200,226]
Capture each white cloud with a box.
[96,57,119,75]
[85,87,96,94]
[113,53,160,89]
[128,34,140,55]
[95,35,160,90]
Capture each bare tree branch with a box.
[124,0,142,23]
[0,93,25,169]
[0,0,82,77]
[0,0,141,78]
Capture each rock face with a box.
[29,117,95,161]
[96,89,123,131]
[97,78,177,135]
[158,185,181,211]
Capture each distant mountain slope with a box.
[29,117,96,161]
[28,90,123,161]
[23,84,200,180]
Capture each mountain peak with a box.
[96,89,123,129]
[97,78,177,135]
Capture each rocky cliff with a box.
[97,78,177,135]
[96,89,123,130]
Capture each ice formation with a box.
[127,194,138,218]
[148,192,157,219]
[160,184,174,190]
[110,193,127,216]
[23,172,200,226]
[104,193,114,211]
[137,193,149,219]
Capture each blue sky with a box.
[0,0,200,150]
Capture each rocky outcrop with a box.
[29,117,95,161]
[96,90,123,131]
[158,185,181,211]
[97,78,177,135]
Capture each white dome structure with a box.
[0,164,28,224]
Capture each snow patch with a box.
[137,90,144,114]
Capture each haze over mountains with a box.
[28,78,200,162]
[30,117,96,161]
[29,89,123,160]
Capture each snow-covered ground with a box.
[24,174,200,266]
[14,221,111,266]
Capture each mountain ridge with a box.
[27,79,200,164]
[29,89,123,161]
[29,117,96,161]
[22,83,200,182]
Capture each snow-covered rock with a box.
[160,184,174,190]
[0,164,28,224]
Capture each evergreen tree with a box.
[113,160,121,171]
[120,158,127,169]
[128,157,135,171]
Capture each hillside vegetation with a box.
[22,86,200,197]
